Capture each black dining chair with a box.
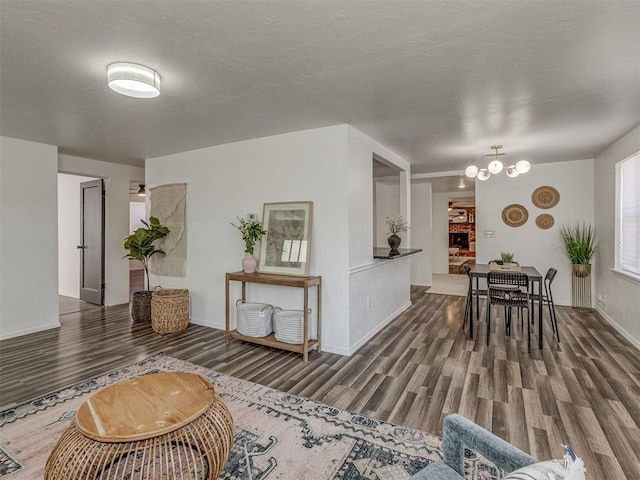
[462,264,487,337]
[514,267,559,342]
[486,272,531,351]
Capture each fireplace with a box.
[449,232,469,249]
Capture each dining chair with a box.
[462,264,487,337]
[514,267,559,342]
[486,272,531,351]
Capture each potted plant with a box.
[559,222,599,276]
[559,222,599,311]
[385,215,409,254]
[232,217,267,273]
[500,252,515,264]
[123,216,170,322]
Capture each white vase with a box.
[242,253,258,273]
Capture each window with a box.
[616,151,640,279]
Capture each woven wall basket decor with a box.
[532,185,560,209]
[536,213,555,229]
[502,204,529,227]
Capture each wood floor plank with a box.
[1,284,639,478]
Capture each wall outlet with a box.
[366,297,371,309]
[597,294,605,305]
[483,230,495,238]
[247,213,258,221]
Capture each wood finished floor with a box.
[1,282,639,479]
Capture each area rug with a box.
[0,354,501,479]
[426,273,469,297]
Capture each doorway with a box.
[447,196,476,274]
[58,174,102,299]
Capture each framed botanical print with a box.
[258,201,313,276]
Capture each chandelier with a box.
[465,145,531,181]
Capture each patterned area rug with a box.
[0,354,501,479]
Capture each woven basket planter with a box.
[151,289,190,333]
[236,301,273,337]
[273,307,309,344]
[131,291,152,322]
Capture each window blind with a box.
[620,153,640,276]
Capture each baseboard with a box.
[595,306,640,350]
[347,301,412,355]
[58,290,79,298]
[189,316,223,330]
[0,322,61,340]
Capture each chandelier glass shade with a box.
[107,62,161,98]
[465,145,530,180]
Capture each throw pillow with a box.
[503,460,564,480]
[504,445,586,480]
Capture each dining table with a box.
[468,264,544,349]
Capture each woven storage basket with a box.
[236,300,273,337]
[131,291,152,322]
[151,289,190,333]
[273,307,310,344]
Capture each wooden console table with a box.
[225,271,322,362]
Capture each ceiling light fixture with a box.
[465,145,531,180]
[107,62,161,98]
[458,178,465,189]
[137,184,146,196]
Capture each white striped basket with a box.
[273,307,311,344]
[236,300,273,337]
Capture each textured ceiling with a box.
[1,1,638,172]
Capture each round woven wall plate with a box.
[532,185,560,209]
[502,204,529,227]
[536,213,554,229]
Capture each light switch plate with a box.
[247,213,258,221]
[483,230,495,238]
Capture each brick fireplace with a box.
[448,207,475,256]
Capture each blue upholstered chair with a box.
[411,414,536,479]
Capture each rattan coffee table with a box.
[45,371,234,480]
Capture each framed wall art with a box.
[258,201,313,276]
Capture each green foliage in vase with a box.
[123,217,170,291]
[559,222,599,265]
[500,252,514,263]
[232,217,267,254]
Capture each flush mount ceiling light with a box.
[107,62,161,98]
[465,145,531,180]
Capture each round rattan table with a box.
[45,372,233,480]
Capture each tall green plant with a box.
[123,217,170,291]
[559,222,599,265]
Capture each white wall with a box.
[147,125,350,354]
[476,159,594,305]
[410,182,432,286]
[346,126,412,354]
[1,137,60,339]
[58,173,99,297]
[593,125,640,348]
[146,124,413,355]
[58,154,145,305]
[374,182,400,247]
[432,192,451,274]
[349,259,412,353]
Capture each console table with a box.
[225,271,322,362]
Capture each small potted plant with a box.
[123,217,170,322]
[500,252,515,264]
[232,217,267,273]
[385,215,409,254]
